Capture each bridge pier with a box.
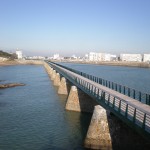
[58,77,68,95]
[84,105,112,150]
[51,70,56,80]
[48,67,53,76]
[66,86,98,113]
[44,63,53,77]
[53,73,61,86]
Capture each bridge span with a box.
[44,61,150,149]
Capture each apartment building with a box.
[143,54,150,62]
[120,54,142,62]
[88,52,116,61]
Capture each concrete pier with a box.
[44,63,53,77]
[84,105,112,150]
[51,70,56,80]
[65,86,98,112]
[66,86,81,112]
[53,73,61,86]
[58,77,68,95]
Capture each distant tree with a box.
[0,50,11,58]
[0,50,18,60]
[10,53,17,60]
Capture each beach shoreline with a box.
[0,60,43,66]
[1,59,150,68]
[54,60,150,68]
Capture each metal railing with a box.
[47,61,150,140]
[48,61,150,106]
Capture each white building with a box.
[89,52,98,61]
[16,50,23,59]
[88,52,117,61]
[120,54,142,62]
[53,54,60,60]
[143,54,150,62]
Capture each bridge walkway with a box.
[47,61,150,141]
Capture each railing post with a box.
[113,97,115,109]
[108,94,110,106]
[118,100,121,113]
[96,77,98,83]
[109,81,111,88]
[128,88,130,97]
[148,95,150,105]
[119,85,121,93]
[97,89,99,98]
[106,80,108,87]
[133,108,136,124]
[112,82,114,90]
[92,85,94,95]
[139,92,141,102]
[101,91,105,101]
[133,90,135,99]
[123,86,126,95]
[125,104,128,118]
[95,87,97,96]
[115,84,117,91]
[142,113,146,130]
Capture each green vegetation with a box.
[0,50,11,58]
[0,50,17,60]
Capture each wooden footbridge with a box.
[44,61,150,149]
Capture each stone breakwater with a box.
[0,60,44,66]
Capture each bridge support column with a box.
[84,105,112,150]
[58,77,68,95]
[66,86,81,111]
[44,63,53,77]
[47,68,53,76]
[51,70,56,80]
[66,86,98,112]
[53,73,61,86]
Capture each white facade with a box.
[143,54,150,62]
[89,52,98,61]
[16,50,23,59]
[53,54,60,60]
[120,54,142,62]
[88,52,116,61]
[101,53,111,61]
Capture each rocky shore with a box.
[0,60,43,66]
[0,83,25,89]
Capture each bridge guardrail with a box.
[47,61,150,140]
[48,61,150,106]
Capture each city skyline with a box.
[0,0,150,56]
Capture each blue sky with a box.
[0,0,150,56]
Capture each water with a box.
[59,62,150,94]
[0,63,150,150]
[0,65,91,150]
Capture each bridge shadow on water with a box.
[107,112,150,150]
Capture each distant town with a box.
[0,49,150,63]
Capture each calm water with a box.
[59,62,150,94]
[0,63,150,150]
[0,65,91,150]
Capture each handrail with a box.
[48,61,150,106]
[46,61,150,140]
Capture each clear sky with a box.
[0,0,150,56]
